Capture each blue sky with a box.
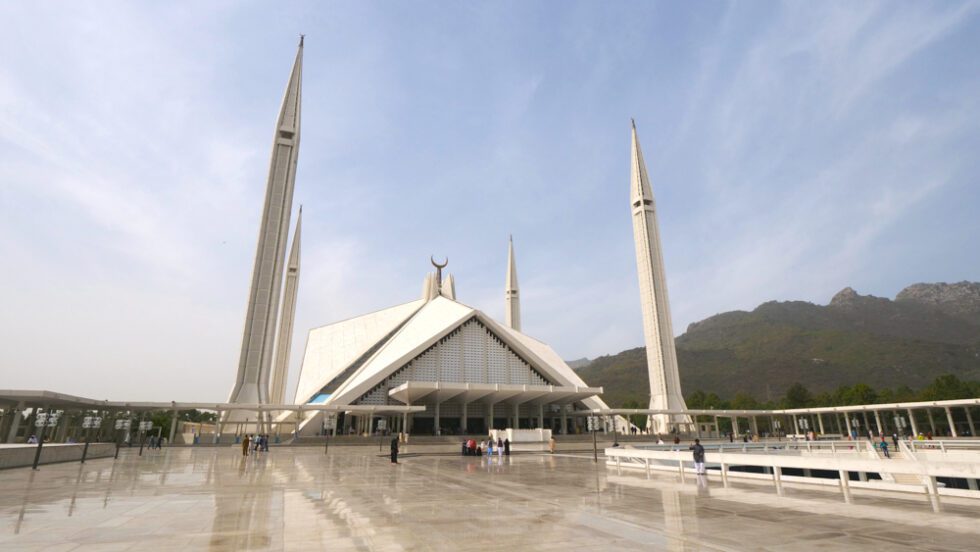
[1,2,978,401]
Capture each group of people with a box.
[146,435,166,449]
[461,437,511,457]
[241,434,271,456]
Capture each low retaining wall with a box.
[0,443,115,469]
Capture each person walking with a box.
[390,436,399,464]
[242,434,251,457]
[504,438,511,456]
[549,436,556,454]
[880,437,891,459]
[497,437,504,458]
[690,439,706,475]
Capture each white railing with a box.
[637,440,881,457]
[906,439,980,454]
[605,443,980,507]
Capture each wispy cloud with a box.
[1,2,978,400]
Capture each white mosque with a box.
[227,38,687,436]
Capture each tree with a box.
[685,390,707,409]
[620,398,647,427]
[731,393,759,410]
[920,374,973,401]
[782,383,812,408]
[842,383,877,405]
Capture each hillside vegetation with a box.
[576,282,980,408]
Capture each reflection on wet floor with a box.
[0,447,977,551]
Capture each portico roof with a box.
[0,390,425,415]
[387,381,602,406]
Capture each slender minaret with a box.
[504,236,521,331]
[270,207,302,406]
[629,120,691,433]
[226,38,304,417]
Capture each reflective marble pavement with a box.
[0,447,977,551]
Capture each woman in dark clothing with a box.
[390,437,399,464]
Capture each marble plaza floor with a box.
[0,446,977,551]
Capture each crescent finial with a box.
[430,255,448,269]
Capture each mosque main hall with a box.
[225,37,687,438]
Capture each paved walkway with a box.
[0,447,977,551]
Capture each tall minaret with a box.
[226,38,303,415]
[505,236,521,331]
[629,120,690,434]
[270,207,301,406]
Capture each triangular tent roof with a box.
[324,296,611,409]
[293,299,425,404]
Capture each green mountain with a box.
[577,282,980,408]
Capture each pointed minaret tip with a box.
[299,34,305,47]
[505,236,521,331]
[631,117,636,129]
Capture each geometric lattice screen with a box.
[357,317,552,405]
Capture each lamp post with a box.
[324,414,336,455]
[138,420,152,456]
[797,417,810,440]
[31,410,61,470]
[81,415,102,463]
[587,415,598,463]
[113,418,131,459]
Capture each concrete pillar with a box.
[907,409,919,436]
[487,403,495,431]
[792,415,799,435]
[713,416,720,438]
[461,403,468,433]
[927,409,936,435]
[403,412,409,436]
[861,411,871,435]
[53,412,68,442]
[434,402,441,436]
[6,402,24,443]
[538,404,545,429]
[751,416,759,436]
[513,403,520,429]
[214,412,224,444]
[169,409,178,444]
[874,411,883,436]
[732,416,740,437]
[560,406,568,435]
[966,408,975,437]
[817,414,825,435]
[773,466,783,496]
[839,470,851,503]
[944,407,957,437]
[840,413,848,436]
